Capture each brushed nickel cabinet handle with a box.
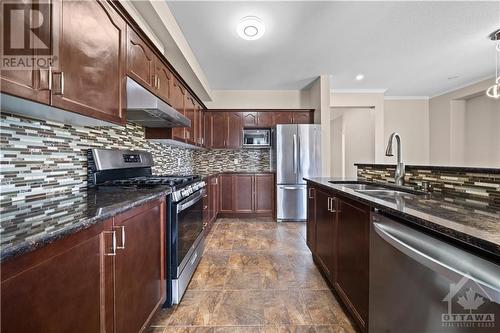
[116,225,125,250]
[157,76,161,89]
[104,230,117,256]
[308,188,314,199]
[48,66,52,90]
[60,72,64,95]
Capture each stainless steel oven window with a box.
[175,189,205,272]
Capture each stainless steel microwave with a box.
[243,129,271,148]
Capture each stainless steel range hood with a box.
[126,77,191,128]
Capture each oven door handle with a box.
[177,189,206,213]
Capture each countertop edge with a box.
[304,178,500,258]
[0,189,170,263]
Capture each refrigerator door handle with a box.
[297,134,301,176]
[293,134,297,174]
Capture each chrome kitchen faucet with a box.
[385,132,405,186]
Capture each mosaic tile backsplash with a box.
[0,112,272,205]
[357,164,500,209]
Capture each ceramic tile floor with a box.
[148,218,356,333]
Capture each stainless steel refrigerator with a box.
[273,124,321,221]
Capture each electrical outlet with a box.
[234,159,239,165]
[177,157,182,167]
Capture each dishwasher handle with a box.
[372,214,500,303]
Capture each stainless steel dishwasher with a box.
[370,211,500,333]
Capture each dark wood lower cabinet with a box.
[254,174,274,215]
[0,219,114,333]
[306,183,370,333]
[114,200,166,333]
[335,197,370,332]
[218,173,275,218]
[306,185,316,252]
[234,174,254,213]
[0,199,165,333]
[313,188,336,283]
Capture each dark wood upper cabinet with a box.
[219,174,234,213]
[314,188,336,283]
[211,112,227,148]
[0,1,51,104]
[234,174,254,213]
[170,78,186,141]
[274,111,294,124]
[335,198,370,331]
[1,219,115,333]
[306,185,316,252]
[292,111,313,124]
[257,112,274,127]
[226,111,243,148]
[154,57,172,103]
[185,93,197,145]
[114,200,165,333]
[50,0,126,125]
[254,174,274,214]
[126,26,155,91]
[243,112,258,127]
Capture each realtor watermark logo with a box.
[1,0,57,69]
[442,277,496,329]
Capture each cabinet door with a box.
[154,57,172,103]
[335,198,370,330]
[234,174,254,213]
[0,1,51,104]
[274,111,293,124]
[1,219,114,333]
[170,78,186,141]
[114,201,165,333]
[219,174,234,213]
[51,0,126,124]
[254,173,274,215]
[211,112,226,148]
[127,26,155,90]
[185,94,197,145]
[197,105,204,146]
[204,112,213,148]
[226,112,243,148]
[257,112,275,127]
[306,186,316,252]
[292,111,312,124]
[243,112,258,127]
[314,189,336,283]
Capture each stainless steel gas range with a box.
[87,148,206,306]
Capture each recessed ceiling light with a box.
[237,16,265,40]
[355,74,364,81]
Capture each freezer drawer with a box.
[277,185,307,221]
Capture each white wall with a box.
[331,108,375,178]
[429,78,493,165]
[463,95,500,167]
[330,92,385,164]
[384,99,430,164]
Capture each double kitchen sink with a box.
[328,180,427,198]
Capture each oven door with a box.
[174,188,206,276]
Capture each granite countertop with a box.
[305,177,500,257]
[0,186,171,262]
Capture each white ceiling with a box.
[167,1,499,96]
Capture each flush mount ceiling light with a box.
[355,74,365,81]
[486,28,500,99]
[237,16,265,40]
